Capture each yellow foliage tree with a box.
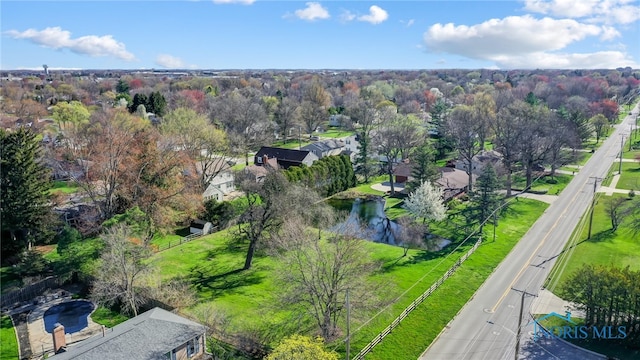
[266,335,339,360]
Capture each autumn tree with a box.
[266,335,338,360]
[1,128,54,258]
[91,223,152,316]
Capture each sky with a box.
[1,0,640,70]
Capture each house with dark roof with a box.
[50,307,208,360]
[254,146,318,169]
[393,162,476,201]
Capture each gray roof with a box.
[51,307,206,360]
[301,139,345,154]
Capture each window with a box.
[257,156,263,164]
[186,336,200,358]
[165,350,176,360]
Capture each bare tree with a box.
[274,96,301,142]
[272,219,382,341]
[606,197,633,232]
[394,216,426,257]
[91,224,151,316]
[300,80,331,134]
[447,105,483,192]
[372,113,422,195]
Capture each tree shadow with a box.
[584,229,616,243]
[188,259,264,298]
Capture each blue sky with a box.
[2,0,639,70]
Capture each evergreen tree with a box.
[1,128,54,258]
[116,79,130,94]
[465,165,503,232]
[408,141,438,192]
[147,91,167,116]
[354,131,378,183]
[128,93,148,114]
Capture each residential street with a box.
[419,104,638,360]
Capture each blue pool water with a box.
[43,300,94,334]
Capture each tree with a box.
[274,96,300,142]
[430,98,453,158]
[266,335,339,360]
[447,105,483,192]
[91,223,151,316]
[590,113,610,144]
[403,181,447,225]
[116,79,130,94]
[347,98,379,183]
[161,107,229,191]
[128,93,148,114]
[491,104,521,197]
[394,216,426,256]
[407,140,438,192]
[373,113,422,195]
[52,100,90,132]
[605,197,633,232]
[300,80,331,134]
[147,91,167,116]
[236,172,316,270]
[1,128,54,258]
[273,219,381,341]
[465,165,503,232]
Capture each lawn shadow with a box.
[188,260,264,298]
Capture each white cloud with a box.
[155,54,185,68]
[425,16,602,58]
[422,15,636,69]
[5,27,135,61]
[524,0,640,24]
[340,10,356,22]
[492,51,638,69]
[404,19,415,27]
[294,2,330,21]
[212,0,255,4]
[358,5,388,25]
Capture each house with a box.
[392,162,476,201]
[202,171,234,202]
[254,146,318,169]
[301,139,346,159]
[328,114,349,127]
[435,167,477,201]
[243,155,279,182]
[455,150,503,175]
[50,307,208,360]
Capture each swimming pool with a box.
[43,300,95,334]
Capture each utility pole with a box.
[345,289,350,360]
[587,177,602,239]
[619,134,625,174]
[493,212,497,242]
[513,288,537,360]
[631,125,634,151]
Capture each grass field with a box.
[342,198,548,359]
[48,180,80,195]
[512,173,573,194]
[0,315,19,360]
[90,306,130,328]
[150,197,547,358]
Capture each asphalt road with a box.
[419,105,638,360]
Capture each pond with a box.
[43,300,94,334]
[328,197,401,245]
[328,196,452,251]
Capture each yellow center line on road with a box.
[490,179,586,312]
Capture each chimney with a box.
[53,323,67,353]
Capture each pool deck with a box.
[26,298,103,358]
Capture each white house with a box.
[202,171,235,202]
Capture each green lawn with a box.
[616,162,640,190]
[48,180,80,195]
[0,315,19,360]
[91,306,130,328]
[320,128,354,139]
[512,173,573,194]
[546,192,640,294]
[622,145,640,159]
[343,199,548,359]
[150,197,547,357]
